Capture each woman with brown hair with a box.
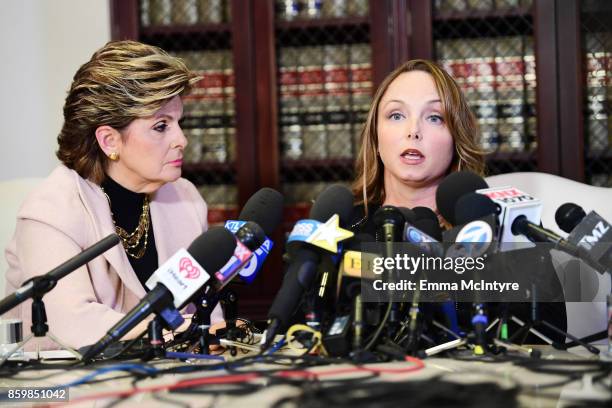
[4,40,223,350]
[350,59,566,344]
[351,59,486,228]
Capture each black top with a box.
[348,203,377,237]
[101,176,158,290]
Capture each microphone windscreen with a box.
[454,192,498,225]
[239,187,284,236]
[398,207,416,224]
[555,202,586,234]
[237,221,267,250]
[373,205,405,229]
[310,184,354,225]
[412,206,438,223]
[413,219,442,241]
[187,226,238,272]
[436,171,489,225]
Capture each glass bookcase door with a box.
[432,0,538,175]
[581,0,611,187]
[138,0,239,224]
[274,0,373,224]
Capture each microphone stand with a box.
[219,288,239,356]
[0,276,82,366]
[491,250,601,355]
[146,316,166,359]
[185,291,222,355]
[188,287,235,355]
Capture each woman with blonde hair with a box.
[352,59,486,225]
[4,40,223,350]
[349,59,566,344]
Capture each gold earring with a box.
[109,152,119,161]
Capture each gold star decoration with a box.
[307,214,354,253]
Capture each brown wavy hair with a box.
[56,40,200,184]
[352,59,486,209]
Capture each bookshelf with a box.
[111,0,610,318]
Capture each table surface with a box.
[0,345,610,408]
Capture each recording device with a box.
[0,234,121,316]
[412,206,442,239]
[261,184,354,351]
[555,203,611,271]
[82,227,237,362]
[436,170,489,226]
[373,206,405,243]
[511,215,608,274]
[211,221,264,290]
[224,187,285,284]
[454,192,500,226]
[404,218,445,258]
[150,188,284,330]
[443,192,500,354]
[327,233,376,355]
[476,185,542,252]
[443,193,499,259]
[555,202,586,233]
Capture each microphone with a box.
[261,184,354,350]
[224,188,285,284]
[157,187,284,325]
[82,227,237,362]
[215,188,284,288]
[555,202,586,233]
[373,205,408,328]
[0,234,121,316]
[476,183,606,273]
[326,233,375,355]
[149,188,284,340]
[410,212,445,353]
[373,206,405,243]
[443,192,499,259]
[555,203,611,271]
[442,192,500,354]
[408,207,442,241]
[225,187,284,284]
[454,192,500,226]
[476,184,542,252]
[512,215,609,274]
[404,215,444,257]
[211,221,264,291]
[436,170,489,226]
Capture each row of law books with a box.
[436,35,537,153]
[434,0,533,14]
[140,0,231,26]
[278,43,372,161]
[171,50,236,165]
[198,184,238,226]
[140,0,372,27]
[584,32,611,156]
[276,0,369,21]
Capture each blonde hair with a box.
[351,59,486,209]
[57,40,200,183]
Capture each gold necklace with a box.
[101,186,150,259]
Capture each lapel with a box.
[149,182,203,265]
[149,182,189,263]
[75,175,147,299]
